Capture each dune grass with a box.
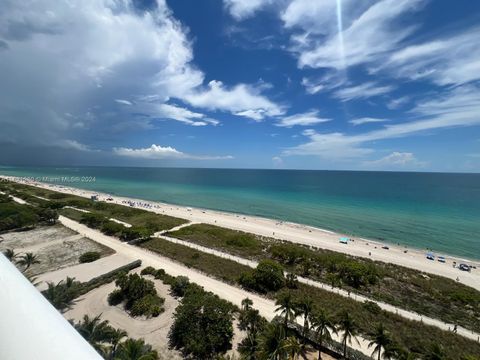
[140,236,480,359]
[167,223,480,333]
[1,181,187,232]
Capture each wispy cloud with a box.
[349,117,388,126]
[115,99,133,106]
[284,84,480,160]
[291,0,423,69]
[276,110,331,127]
[156,103,217,126]
[223,0,276,20]
[301,71,347,95]
[379,26,480,86]
[113,144,233,160]
[387,96,410,110]
[333,82,394,101]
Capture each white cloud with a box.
[301,78,325,95]
[272,156,284,166]
[293,0,423,69]
[282,0,369,35]
[57,140,95,152]
[234,109,266,121]
[113,144,233,160]
[0,0,203,145]
[284,84,480,160]
[0,0,282,154]
[363,152,425,168]
[387,96,410,110]
[224,0,276,20]
[155,103,211,126]
[115,99,133,106]
[182,80,284,120]
[285,130,373,160]
[276,110,331,127]
[301,71,348,95]
[333,82,394,101]
[349,117,388,126]
[379,27,480,86]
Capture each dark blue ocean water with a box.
[1,166,479,259]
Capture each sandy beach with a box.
[2,175,479,291]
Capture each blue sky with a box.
[0,0,480,172]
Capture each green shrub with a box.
[80,212,106,229]
[79,251,101,263]
[171,276,190,297]
[168,286,234,359]
[0,201,40,231]
[151,305,163,317]
[363,300,382,315]
[119,226,153,241]
[141,266,157,276]
[239,260,285,293]
[100,221,124,236]
[108,289,124,305]
[35,207,59,224]
[130,294,165,317]
[109,272,165,317]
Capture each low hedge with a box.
[79,251,101,263]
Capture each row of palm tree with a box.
[271,291,453,360]
[273,291,389,360]
[72,314,158,360]
[3,248,40,270]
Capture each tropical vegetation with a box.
[108,272,165,317]
[72,314,158,359]
[167,223,480,333]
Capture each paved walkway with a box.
[58,215,375,357]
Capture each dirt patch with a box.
[0,225,114,275]
[64,271,182,359]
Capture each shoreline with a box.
[2,175,479,291]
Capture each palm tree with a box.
[3,248,17,262]
[240,308,265,336]
[74,314,115,354]
[114,338,158,360]
[258,322,287,360]
[336,311,359,359]
[238,332,259,360]
[285,273,298,289]
[275,292,297,331]
[295,297,314,339]
[368,324,391,360]
[242,297,254,312]
[43,277,79,310]
[108,328,128,360]
[281,336,312,360]
[311,309,337,360]
[17,252,40,270]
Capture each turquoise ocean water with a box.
[1,166,479,260]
